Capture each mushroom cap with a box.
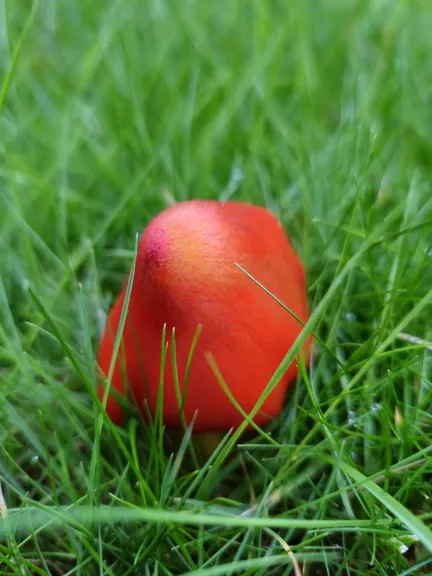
[97,200,311,432]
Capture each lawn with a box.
[1,0,432,574]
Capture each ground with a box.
[0,0,432,574]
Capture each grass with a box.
[1,0,432,573]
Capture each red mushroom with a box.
[97,200,311,433]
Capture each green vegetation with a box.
[1,0,432,573]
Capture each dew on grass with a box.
[342,312,357,322]
[348,410,356,426]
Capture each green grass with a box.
[1,0,432,573]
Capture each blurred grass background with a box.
[1,0,432,574]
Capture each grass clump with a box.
[1,0,432,574]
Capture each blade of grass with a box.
[335,459,432,554]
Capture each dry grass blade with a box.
[0,479,6,519]
[397,332,432,352]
